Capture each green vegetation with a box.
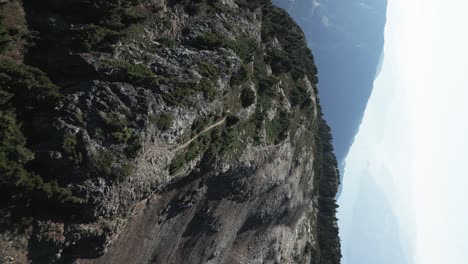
[62,133,82,163]
[0,111,34,189]
[0,5,9,52]
[0,59,80,205]
[125,64,157,85]
[153,113,174,131]
[160,77,217,106]
[169,112,246,174]
[198,62,219,80]
[240,87,255,108]
[102,60,158,86]
[266,110,290,144]
[198,78,216,100]
[169,154,185,174]
[261,5,318,83]
[225,114,240,127]
[0,59,62,115]
[257,75,279,110]
[90,149,116,178]
[124,134,142,158]
[230,64,251,86]
[75,0,145,51]
[112,127,133,143]
[177,0,229,16]
[0,112,80,204]
[191,116,213,135]
[312,106,342,264]
[290,80,311,107]
[102,111,128,131]
[158,37,179,48]
[203,125,240,162]
[169,134,210,174]
[78,24,122,52]
[229,37,258,62]
[194,33,258,62]
[194,32,227,50]
[100,112,142,158]
[115,163,134,182]
[169,122,241,174]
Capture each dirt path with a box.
[174,117,226,152]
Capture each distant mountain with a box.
[273,0,387,166]
[341,172,411,264]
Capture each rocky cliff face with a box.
[0,0,341,263]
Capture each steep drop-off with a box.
[0,0,341,263]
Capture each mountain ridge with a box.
[0,0,341,263]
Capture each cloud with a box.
[321,15,330,27]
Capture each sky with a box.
[338,0,468,263]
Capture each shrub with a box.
[112,127,133,143]
[169,154,185,174]
[102,60,157,86]
[191,117,211,135]
[90,149,115,177]
[124,134,142,158]
[0,12,10,52]
[260,5,318,82]
[62,133,82,163]
[0,111,79,204]
[125,64,157,85]
[153,113,173,131]
[198,62,219,80]
[0,111,34,185]
[0,59,62,114]
[115,163,133,182]
[78,24,122,52]
[160,77,216,106]
[194,32,227,50]
[290,82,310,107]
[194,33,257,62]
[226,114,240,127]
[271,110,290,143]
[169,135,210,174]
[240,87,255,108]
[229,37,258,62]
[197,78,216,100]
[230,64,250,86]
[158,37,179,48]
[72,0,145,50]
[102,112,128,131]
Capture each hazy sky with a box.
[338,0,468,263]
